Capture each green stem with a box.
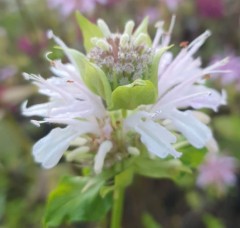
[110,182,125,228]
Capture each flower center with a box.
[87,34,153,88]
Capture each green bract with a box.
[74,13,171,110]
[111,79,157,110]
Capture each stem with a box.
[110,182,125,228]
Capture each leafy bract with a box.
[76,12,103,52]
[133,17,152,46]
[44,176,112,227]
[149,46,173,87]
[68,49,112,107]
[133,156,191,180]
[111,79,157,110]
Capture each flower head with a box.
[196,0,224,19]
[197,153,237,193]
[210,51,240,90]
[48,0,108,17]
[23,14,226,174]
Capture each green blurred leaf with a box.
[115,168,134,189]
[111,79,157,110]
[142,212,162,228]
[203,214,225,228]
[75,12,103,52]
[46,47,64,61]
[180,146,207,168]
[213,115,240,142]
[44,175,112,227]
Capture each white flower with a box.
[23,16,226,173]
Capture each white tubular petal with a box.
[70,137,88,146]
[94,140,112,174]
[187,30,211,55]
[127,146,140,156]
[192,111,211,124]
[136,120,180,158]
[66,146,90,162]
[33,126,80,169]
[22,101,50,117]
[206,137,219,154]
[169,110,212,148]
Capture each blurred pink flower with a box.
[140,7,160,24]
[211,52,240,90]
[197,154,237,193]
[161,0,182,12]
[48,0,108,16]
[196,0,224,18]
[0,66,17,81]
[17,35,47,57]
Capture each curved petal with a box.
[33,126,80,169]
[169,110,212,148]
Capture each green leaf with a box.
[115,168,134,189]
[111,79,157,110]
[203,214,225,228]
[133,156,192,180]
[46,47,64,61]
[180,146,207,168]
[44,176,112,227]
[68,49,112,107]
[76,12,103,52]
[142,213,162,228]
[213,115,240,142]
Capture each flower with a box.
[48,0,108,17]
[196,0,224,19]
[23,14,226,174]
[210,51,240,90]
[197,153,237,193]
[161,0,182,12]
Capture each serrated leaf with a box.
[68,49,112,107]
[111,79,157,110]
[76,12,103,52]
[44,176,112,227]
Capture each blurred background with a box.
[0,0,240,227]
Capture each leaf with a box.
[179,146,207,168]
[44,175,112,227]
[46,47,64,61]
[142,213,162,228]
[75,12,103,52]
[68,49,112,107]
[111,79,157,110]
[133,156,192,180]
[213,115,240,142]
[203,214,225,228]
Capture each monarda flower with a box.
[48,0,108,17]
[23,13,226,174]
[197,153,237,193]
